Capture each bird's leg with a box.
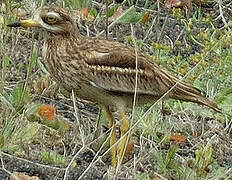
[105,107,117,167]
[117,112,130,166]
[93,107,102,141]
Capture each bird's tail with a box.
[169,80,222,113]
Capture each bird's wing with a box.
[71,38,222,112]
[78,39,175,96]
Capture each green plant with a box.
[41,149,76,167]
[194,144,213,178]
[62,0,92,9]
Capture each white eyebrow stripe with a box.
[47,12,61,19]
[33,10,62,32]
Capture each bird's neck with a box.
[46,30,82,43]
[42,31,82,63]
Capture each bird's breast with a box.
[42,40,91,94]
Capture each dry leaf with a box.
[82,7,89,18]
[111,6,123,21]
[10,172,40,180]
[141,12,150,24]
[36,104,56,120]
[38,78,47,94]
[170,132,187,143]
[165,0,191,9]
[77,8,95,22]
[125,142,135,157]
[165,0,202,9]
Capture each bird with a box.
[8,6,221,168]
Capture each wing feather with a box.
[77,38,174,96]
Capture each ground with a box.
[0,0,232,180]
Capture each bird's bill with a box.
[7,19,39,28]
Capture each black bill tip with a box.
[7,22,21,27]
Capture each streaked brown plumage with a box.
[8,6,221,167]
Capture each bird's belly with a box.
[74,85,159,110]
[51,70,159,110]
[73,85,123,108]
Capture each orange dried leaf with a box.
[125,142,135,157]
[141,12,150,24]
[10,172,40,180]
[170,132,187,143]
[36,104,56,120]
[77,8,95,22]
[82,8,89,18]
[111,6,123,21]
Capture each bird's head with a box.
[8,6,77,35]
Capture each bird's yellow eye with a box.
[45,15,57,24]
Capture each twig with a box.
[216,0,228,27]
[97,6,135,37]
[157,15,168,43]
[63,90,86,180]
[0,151,65,171]
[143,16,157,42]
[0,152,14,178]
[105,0,109,40]
[78,126,112,180]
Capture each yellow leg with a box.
[93,108,102,141]
[105,107,117,167]
[117,112,130,166]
